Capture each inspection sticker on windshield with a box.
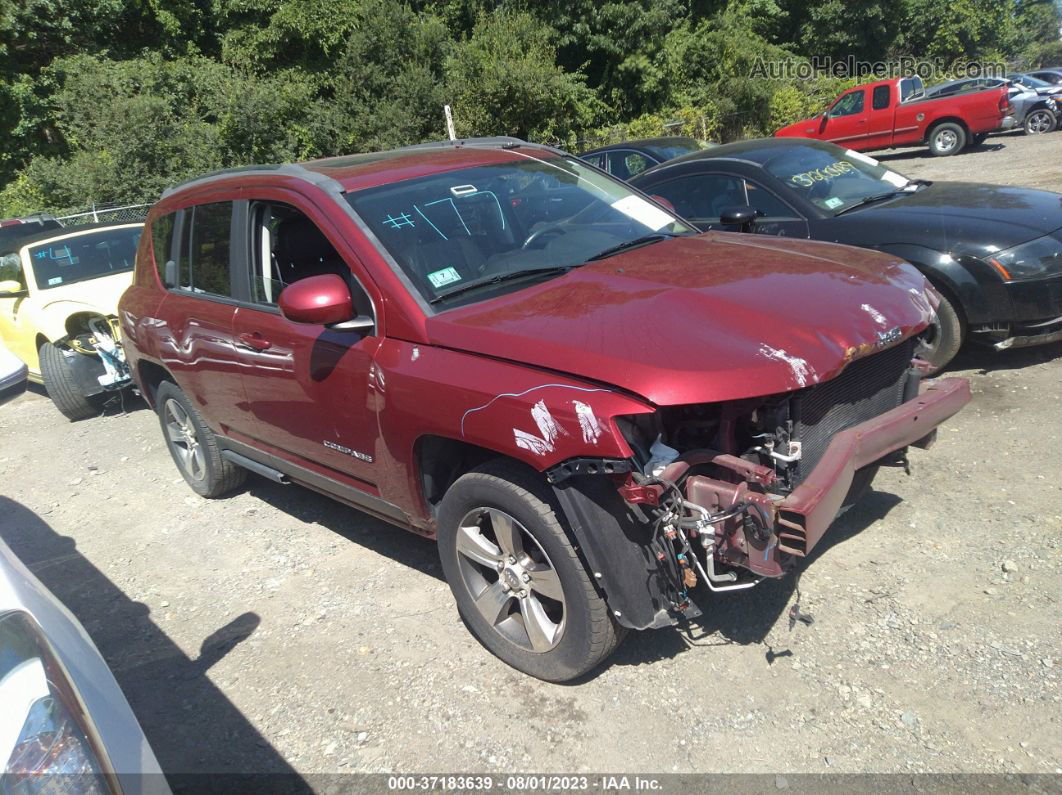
[610,195,672,231]
[823,197,844,209]
[427,267,462,289]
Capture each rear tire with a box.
[38,342,99,421]
[156,380,246,498]
[437,459,624,682]
[927,122,966,156]
[919,291,964,373]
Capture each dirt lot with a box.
[2,132,1061,781]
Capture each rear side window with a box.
[606,150,651,179]
[174,202,234,297]
[872,85,890,110]
[651,173,746,220]
[151,212,176,287]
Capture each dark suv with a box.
[120,138,970,681]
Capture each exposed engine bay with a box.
[60,315,132,393]
[609,339,924,616]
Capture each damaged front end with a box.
[548,339,970,630]
[56,315,132,396]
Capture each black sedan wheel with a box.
[919,292,964,373]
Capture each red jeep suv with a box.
[120,138,970,681]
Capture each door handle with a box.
[236,332,272,351]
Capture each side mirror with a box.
[0,279,25,297]
[719,205,760,233]
[649,194,676,213]
[278,274,363,328]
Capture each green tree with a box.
[446,10,604,140]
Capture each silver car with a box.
[0,347,168,792]
[0,342,27,406]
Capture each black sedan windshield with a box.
[347,154,692,306]
[762,145,915,214]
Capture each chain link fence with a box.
[55,202,151,227]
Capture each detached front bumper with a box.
[992,313,1062,350]
[775,377,970,557]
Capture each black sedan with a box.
[579,136,707,179]
[630,138,1062,370]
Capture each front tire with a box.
[437,460,624,682]
[1024,109,1055,135]
[928,122,966,156]
[920,291,964,373]
[156,380,246,498]
[38,342,99,421]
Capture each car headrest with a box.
[275,216,337,263]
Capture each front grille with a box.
[789,340,914,485]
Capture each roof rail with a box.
[398,136,531,151]
[160,163,340,199]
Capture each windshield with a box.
[763,145,914,214]
[1013,74,1050,88]
[28,226,141,290]
[347,154,693,306]
[652,140,704,160]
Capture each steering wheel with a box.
[521,223,565,250]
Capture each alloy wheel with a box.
[1026,110,1053,135]
[454,507,566,653]
[164,398,206,482]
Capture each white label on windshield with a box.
[881,170,908,187]
[610,195,672,231]
[845,149,879,165]
[48,277,62,286]
[427,267,462,289]
[824,197,844,209]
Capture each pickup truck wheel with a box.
[38,342,100,421]
[437,460,624,682]
[928,123,966,156]
[1024,109,1055,135]
[155,381,246,498]
[919,292,964,373]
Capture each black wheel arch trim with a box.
[873,242,1008,325]
[551,474,677,631]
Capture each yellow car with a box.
[0,222,143,419]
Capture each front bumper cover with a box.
[991,313,1062,350]
[775,377,970,556]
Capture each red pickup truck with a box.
[775,75,1009,156]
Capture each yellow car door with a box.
[0,250,40,373]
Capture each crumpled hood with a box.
[425,233,934,405]
[36,272,132,318]
[836,182,1062,255]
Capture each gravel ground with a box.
[1,133,1061,782]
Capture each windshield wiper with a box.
[834,191,909,216]
[428,265,573,304]
[585,232,684,262]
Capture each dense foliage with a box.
[1,0,1059,214]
